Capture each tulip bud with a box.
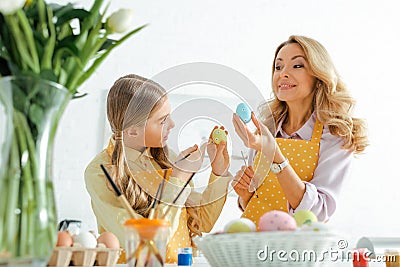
[0,0,25,15]
[107,9,134,33]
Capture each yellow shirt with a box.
[84,140,230,263]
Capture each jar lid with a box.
[124,218,170,227]
[178,247,193,266]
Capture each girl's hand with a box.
[207,126,230,176]
[231,165,255,208]
[232,112,276,156]
[172,143,207,182]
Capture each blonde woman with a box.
[232,35,368,226]
[85,74,230,263]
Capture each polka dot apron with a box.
[242,119,323,228]
[165,211,191,263]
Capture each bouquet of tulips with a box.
[0,0,146,262]
[0,0,146,94]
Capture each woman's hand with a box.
[172,143,207,182]
[232,112,276,156]
[207,126,230,176]
[231,165,255,208]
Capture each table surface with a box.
[112,257,388,266]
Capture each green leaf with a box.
[56,35,80,57]
[0,58,11,76]
[28,103,44,131]
[99,38,116,51]
[74,24,147,90]
[12,84,28,114]
[55,8,90,27]
[40,69,57,82]
[57,23,73,41]
[72,92,88,99]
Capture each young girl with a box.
[232,35,368,226]
[85,74,230,263]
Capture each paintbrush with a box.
[241,150,258,198]
[160,172,196,220]
[154,170,167,219]
[173,153,191,164]
[149,183,162,219]
[100,164,139,219]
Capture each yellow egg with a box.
[212,128,227,145]
[224,218,256,233]
[97,232,120,249]
[293,210,318,227]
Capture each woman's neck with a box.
[282,106,313,135]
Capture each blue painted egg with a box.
[236,103,252,123]
[212,128,227,145]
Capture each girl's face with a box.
[142,97,175,148]
[272,43,316,105]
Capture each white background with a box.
[51,0,400,248]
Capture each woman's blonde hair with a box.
[106,74,201,238]
[259,35,368,153]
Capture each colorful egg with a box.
[293,210,318,227]
[258,210,297,231]
[212,127,227,145]
[224,218,256,233]
[236,103,252,123]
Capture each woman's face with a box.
[138,97,175,148]
[272,43,316,105]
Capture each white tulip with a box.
[0,0,25,15]
[107,9,134,33]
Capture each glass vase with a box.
[0,76,71,266]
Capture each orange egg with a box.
[97,232,120,249]
[56,231,73,247]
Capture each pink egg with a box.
[258,210,297,231]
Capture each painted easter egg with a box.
[236,103,252,123]
[212,127,227,145]
[224,218,256,233]
[293,210,318,227]
[258,210,297,231]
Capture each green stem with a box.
[41,7,56,70]
[16,10,40,72]
[80,0,104,36]
[4,15,36,72]
[3,126,22,256]
[0,169,9,251]
[14,111,36,255]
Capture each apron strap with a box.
[310,119,324,143]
